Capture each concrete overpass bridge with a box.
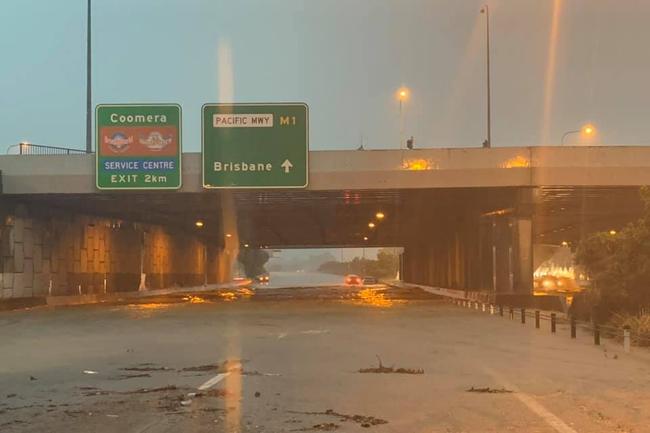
[0,146,647,300]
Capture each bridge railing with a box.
[6,143,91,155]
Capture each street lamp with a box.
[368,222,376,229]
[480,5,492,148]
[561,123,597,145]
[397,87,409,149]
[375,212,385,220]
[86,0,92,153]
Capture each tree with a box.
[237,248,270,278]
[575,187,650,317]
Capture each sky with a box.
[3,0,650,153]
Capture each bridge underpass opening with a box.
[245,247,402,288]
[0,186,644,300]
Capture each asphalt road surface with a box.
[1,284,649,433]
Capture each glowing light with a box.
[368,222,376,229]
[609,230,617,235]
[582,124,595,136]
[402,158,434,171]
[238,288,255,297]
[375,212,385,220]
[363,236,369,241]
[243,243,249,248]
[195,220,204,228]
[561,241,568,246]
[397,87,410,101]
[226,233,232,238]
[183,295,208,304]
[218,291,237,302]
[349,288,406,308]
[501,155,530,169]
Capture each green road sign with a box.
[202,103,308,189]
[96,104,182,190]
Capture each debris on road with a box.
[294,422,340,431]
[113,373,152,380]
[196,389,229,398]
[83,385,180,397]
[125,385,178,395]
[29,376,37,381]
[120,363,174,372]
[255,391,261,397]
[466,386,513,394]
[289,409,388,427]
[358,355,424,375]
[180,399,192,406]
[182,359,242,373]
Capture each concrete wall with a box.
[0,201,231,300]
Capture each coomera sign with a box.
[202,103,309,188]
[96,104,182,190]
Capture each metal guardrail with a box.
[452,298,650,351]
[6,143,91,155]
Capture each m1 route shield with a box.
[96,104,182,190]
[202,103,308,188]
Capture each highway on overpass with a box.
[0,146,647,300]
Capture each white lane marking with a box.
[483,367,578,433]
[300,329,329,335]
[277,332,288,339]
[197,361,242,390]
[198,373,229,391]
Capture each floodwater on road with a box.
[1,285,650,433]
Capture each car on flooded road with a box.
[362,276,378,284]
[344,274,363,285]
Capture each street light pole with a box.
[397,88,408,149]
[560,130,580,145]
[399,99,404,149]
[86,0,92,154]
[561,124,596,145]
[481,5,492,148]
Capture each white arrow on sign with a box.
[281,159,293,173]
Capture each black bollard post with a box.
[499,305,504,316]
[570,317,576,339]
[551,313,557,333]
[521,308,526,324]
[535,310,540,329]
[594,324,601,345]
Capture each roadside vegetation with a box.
[574,187,650,342]
[318,249,399,278]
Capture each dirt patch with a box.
[466,386,513,394]
[358,356,424,375]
